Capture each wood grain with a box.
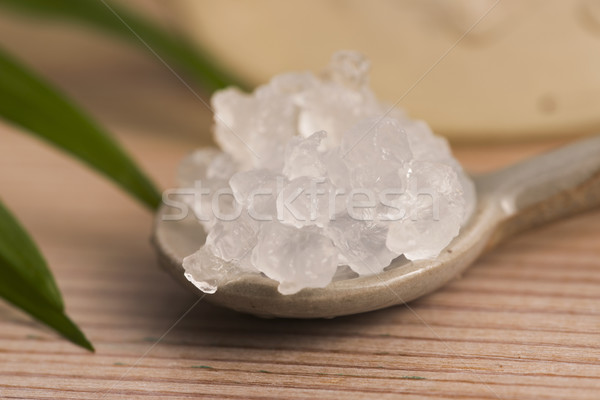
[1,124,599,400]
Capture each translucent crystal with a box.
[205,211,259,262]
[229,169,285,218]
[296,82,383,147]
[206,152,238,180]
[212,88,296,170]
[325,50,372,88]
[177,148,221,188]
[277,176,333,228]
[386,160,466,260]
[341,117,413,190]
[183,247,249,294]
[283,131,327,180]
[251,222,339,294]
[178,50,476,295]
[323,147,351,190]
[176,149,238,230]
[325,214,397,275]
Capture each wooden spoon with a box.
[153,135,600,318]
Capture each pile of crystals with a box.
[177,51,475,295]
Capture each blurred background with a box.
[2,0,600,145]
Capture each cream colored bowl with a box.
[174,0,600,141]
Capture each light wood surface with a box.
[1,124,599,399]
[0,6,599,399]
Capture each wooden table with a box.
[1,8,599,400]
[2,112,600,400]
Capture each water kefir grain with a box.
[178,51,475,294]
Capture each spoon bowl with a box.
[153,135,600,318]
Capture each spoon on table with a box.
[153,134,600,318]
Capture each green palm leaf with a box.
[0,199,93,351]
[0,0,247,351]
[0,46,161,209]
[0,43,164,350]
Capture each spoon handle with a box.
[477,135,600,246]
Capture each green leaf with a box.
[0,46,161,209]
[0,0,249,93]
[0,200,63,311]
[0,199,94,351]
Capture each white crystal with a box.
[229,169,285,218]
[325,214,397,275]
[177,148,221,188]
[178,50,476,295]
[296,80,383,148]
[177,149,238,230]
[341,117,413,191]
[251,222,339,294]
[183,247,247,294]
[205,211,259,263]
[283,131,327,180]
[386,160,466,260]
[277,176,333,228]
